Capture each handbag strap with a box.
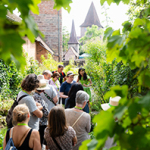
[10,127,30,148]
[18,95,28,102]
[43,91,56,106]
[52,137,62,150]
[72,112,84,128]
[10,127,14,138]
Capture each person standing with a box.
[18,74,43,130]
[44,106,77,150]
[41,72,58,112]
[42,70,52,81]
[77,68,92,102]
[65,83,89,113]
[52,65,66,85]
[3,104,41,150]
[49,72,60,99]
[65,91,91,150]
[33,75,49,146]
[60,71,76,105]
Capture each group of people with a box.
[3,65,93,150]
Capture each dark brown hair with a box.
[48,106,68,137]
[52,72,60,78]
[21,74,39,92]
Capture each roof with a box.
[68,20,79,44]
[64,47,79,57]
[6,11,22,22]
[80,2,103,28]
[36,36,54,55]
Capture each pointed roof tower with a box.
[68,20,79,44]
[80,2,103,28]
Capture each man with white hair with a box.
[42,70,52,80]
[40,70,58,112]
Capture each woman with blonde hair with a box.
[3,104,41,150]
[44,105,77,150]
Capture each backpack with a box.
[5,128,17,150]
[6,95,28,128]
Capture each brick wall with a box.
[36,42,49,63]
[31,0,62,61]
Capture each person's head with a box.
[48,105,67,137]
[42,70,52,80]
[51,72,60,81]
[36,75,49,93]
[68,83,84,97]
[78,68,87,80]
[21,74,39,92]
[67,83,84,108]
[57,65,64,73]
[66,71,75,83]
[12,104,30,125]
[75,90,89,108]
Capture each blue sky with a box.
[62,0,129,36]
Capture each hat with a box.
[36,75,50,90]
[67,71,77,77]
[76,90,89,104]
[101,96,121,111]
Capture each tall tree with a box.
[62,26,70,52]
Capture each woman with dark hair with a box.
[3,104,41,150]
[65,83,89,113]
[44,106,77,150]
[77,68,92,102]
[18,74,43,130]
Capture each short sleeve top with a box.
[44,126,76,150]
[33,92,48,126]
[40,85,57,112]
[18,91,39,130]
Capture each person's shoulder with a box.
[83,112,90,118]
[65,108,73,113]
[31,129,39,138]
[61,81,67,85]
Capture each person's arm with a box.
[3,134,7,150]
[86,115,91,132]
[60,92,68,99]
[83,78,92,87]
[32,130,41,150]
[36,102,43,110]
[72,136,77,146]
[53,95,58,104]
[77,77,79,82]
[32,109,43,118]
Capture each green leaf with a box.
[25,16,39,39]
[129,27,142,38]
[29,0,41,14]
[104,27,114,41]
[122,116,131,128]
[122,0,130,4]
[79,139,91,150]
[138,92,150,110]
[53,0,72,13]
[114,105,127,119]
